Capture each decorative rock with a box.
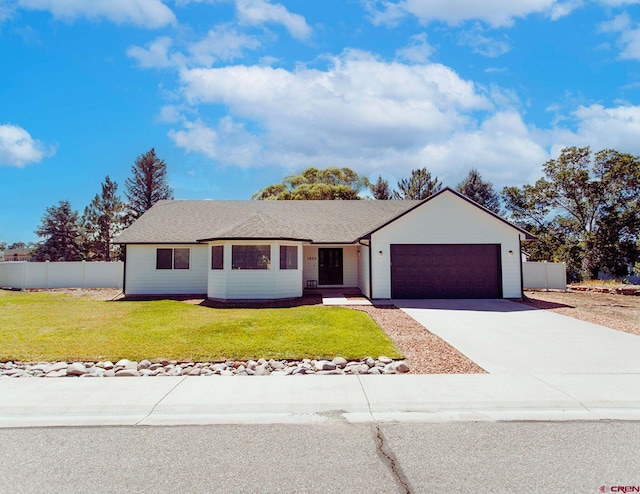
[270,360,285,370]
[50,361,68,372]
[332,357,348,367]
[138,360,152,369]
[89,367,105,377]
[67,363,88,376]
[394,362,410,373]
[314,360,336,372]
[30,363,52,373]
[378,356,393,364]
[115,359,130,367]
[364,357,376,368]
[254,365,270,376]
[45,369,67,378]
[115,369,140,377]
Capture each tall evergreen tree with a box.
[456,168,501,214]
[370,175,392,200]
[125,148,173,222]
[32,200,84,261]
[394,167,442,200]
[83,176,126,261]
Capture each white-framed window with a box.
[156,248,190,270]
[232,245,271,270]
[280,245,298,270]
[211,245,224,270]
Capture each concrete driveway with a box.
[394,299,640,374]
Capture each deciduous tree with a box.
[253,167,370,200]
[502,146,640,280]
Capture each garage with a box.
[390,244,502,299]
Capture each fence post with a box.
[82,260,86,289]
[21,262,26,291]
[544,261,549,291]
[45,260,50,289]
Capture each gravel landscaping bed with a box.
[351,305,486,374]
[522,289,640,336]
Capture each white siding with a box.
[207,241,303,300]
[302,245,359,288]
[125,244,208,295]
[370,191,524,299]
[357,242,370,298]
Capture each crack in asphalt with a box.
[374,424,412,494]
[356,374,413,494]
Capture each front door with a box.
[318,248,343,285]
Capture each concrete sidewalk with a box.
[1,374,640,428]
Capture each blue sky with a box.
[1,0,640,244]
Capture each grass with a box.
[0,290,402,362]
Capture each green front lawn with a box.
[0,290,402,362]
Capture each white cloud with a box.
[179,50,491,146]
[396,32,434,63]
[420,112,549,185]
[364,0,407,26]
[368,0,557,28]
[598,12,631,32]
[18,0,176,28]
[549,104,640,154]
[171,50,568,183]
[188,25,261,66]
[0,2,16,22]
[549,1,582,21]
[0,123,54,167]
[128,27,261,69]
[458,26,511,57]
[127,37,186,69]
[236,0,312,40]
[617,27,640,59]
[598,12,640,60]
[168,117,263,167]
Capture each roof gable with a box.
[364,187,535,240]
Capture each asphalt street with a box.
[1,422,639,494]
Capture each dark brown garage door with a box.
[391,244,502,299]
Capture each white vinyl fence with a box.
[0,261,123,290]
[522,261,567,291]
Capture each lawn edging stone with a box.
[0,356,410,378]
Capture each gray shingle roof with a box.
[115,199,421,244]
